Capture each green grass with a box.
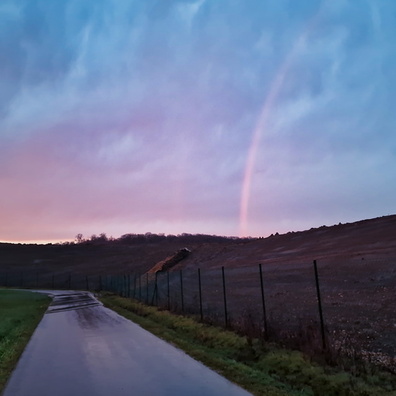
[100,294,396,396]
[0,289,51,392]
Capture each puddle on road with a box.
[47,292,101,314]
[74,306,124,329]
[46,292,123,329]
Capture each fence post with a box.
[4,272,7,287]
[180,270,184,313]
[167,271,170,310]
[146,273,149,304]
[36,272,39,288]
[198,268,203,322]
[139,274,142,301]
[313,260,326,350]
[20,272,23,288]
[127,274,131,298]
[133,274,137,299]
[156,272,159,306]
[222,266,228,328]
[259,264,269,339]
[151,272,158,306]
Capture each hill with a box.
[0,214,395,275]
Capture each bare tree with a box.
[75,233,84,244]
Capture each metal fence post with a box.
[157,272,160,306]
[167,271,170,310]
[198,268,203,321]
[259,264,268,339]
[146,273,149,304]
[180,270,184,314]
[139,274,142,302]
[222,266,228,328]
[152,272,158,306]
[313,260,326,350]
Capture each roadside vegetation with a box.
[0,289,50,392]
[100,293,396,396]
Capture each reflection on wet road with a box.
[47,292,102,313]
[3,291,251,396]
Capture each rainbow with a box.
[239,10,322,237]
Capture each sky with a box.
[1,0,395,243]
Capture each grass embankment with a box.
[0,289,51,392]
[100,294,396,396]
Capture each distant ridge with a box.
[0,214,395,274]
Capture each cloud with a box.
[1,0,396,242]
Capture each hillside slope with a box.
[0,214,395,275]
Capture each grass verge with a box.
[100,293,396,396]
[0,289,51,392]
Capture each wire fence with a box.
[1,258,395,367]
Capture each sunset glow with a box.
[1,0,395,243]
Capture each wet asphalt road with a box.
[3,291,252,396]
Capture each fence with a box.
[0,270,103,292]
[1,258,395,367]
[100,263,328,349]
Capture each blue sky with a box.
[1,0,395,242]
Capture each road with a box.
[3,291,251,396]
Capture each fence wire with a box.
[1,258,395,364]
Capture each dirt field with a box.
[1,214,395,370]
